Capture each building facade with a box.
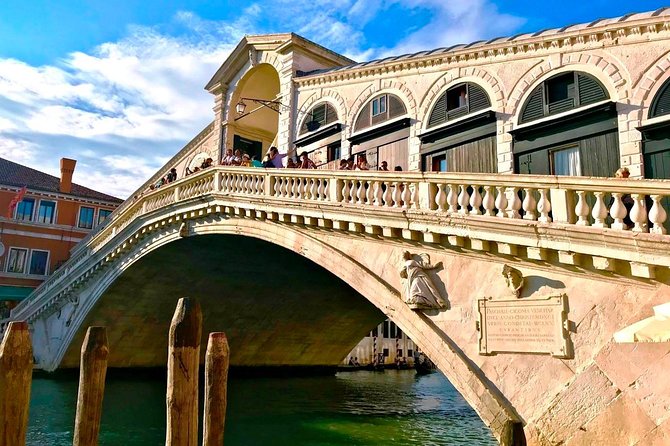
[342,319,418,367]
[0,158,122,315]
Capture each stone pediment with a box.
[205,33,353,93]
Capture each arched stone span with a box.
[507,55,629,124]
[43,213,522,445]
[417,68,505,128]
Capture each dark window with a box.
[7,248,28,273]
[397,349,403,357]
[328,143,341,162]
[78,206,95,229]
[371,326,378,337]
[427,83,491,128]
[300,103,338,134]
[36,200,56,224]
[16,198,35,221]
[383,348,389,357]
[383,320,391,338]
[29,250,48,275]
[407,349,414,357]
[372,95,387,117]
[520,72,608,124]
[98,209,112,225]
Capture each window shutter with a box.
[447,107,468,120]
[324,104,338,125]
[428,93,447,128]
[520,85,545,123]
[312,104,326,123]
[577,73,608,106]
[548,97,575,114]
[468,84,491,112]
[651,81,670,118]
[354,103,372,132]
[388,95,406,118]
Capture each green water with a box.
[28,370,497,445]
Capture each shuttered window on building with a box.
[519,72,609,124]
[299,103,338,135]
[650,79,670,118]
[353,94,407,133]
[427,83,492,129]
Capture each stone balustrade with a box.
[5,167,670,331]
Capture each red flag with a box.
[8,186,27,218]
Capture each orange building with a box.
[0,157,122,316]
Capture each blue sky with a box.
[0,0,667,197]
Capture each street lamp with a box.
[234,97,288,121]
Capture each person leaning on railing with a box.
[613,167,634,228]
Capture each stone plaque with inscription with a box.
[477,294,570,358]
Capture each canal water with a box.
[28,369,497,445]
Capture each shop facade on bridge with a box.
[137,8,670,211]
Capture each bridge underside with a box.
[60,235,385,368]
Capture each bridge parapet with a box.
[5,167,670,330]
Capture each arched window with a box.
[519,72,609,124]
[649,78,670,119]
[353,94,406,133]
[299,103,338,135]
[427,82,491,128]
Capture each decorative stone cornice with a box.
[295,15,670,88]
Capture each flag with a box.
[8,186,27,218]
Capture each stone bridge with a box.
[4,167,670,445]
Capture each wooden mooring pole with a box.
[165,298,202,446]
[0,321,33,446]
[203,332,230,446]
[73,326,109,446]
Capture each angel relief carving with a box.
[399,251,448,311]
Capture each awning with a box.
[0,285,34,301]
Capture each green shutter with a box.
[388,95,406,118]
[428,93,448,128]
[548,98,575,114]
[650,81,670,118]
[324,103,338,125]
[520,85,545,123]
[468,84,491,112]
[578,73,608,106]
[354,103,372,132]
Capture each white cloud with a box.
[0,2,524,199]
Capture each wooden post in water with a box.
[73,326,109,446]
[0,321,33,446]
[165,298,202,446]
[203,332,230,446]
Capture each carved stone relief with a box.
[398,251,448,311]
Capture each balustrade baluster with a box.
[350,180,358,204]
[630,194,649,233]
[610,193,627,230]
[311,178,318,200]
[495,186,507,218]
[373,181,383,206]
[591,191,608,228]
[297,177,305,199]
[383,181,393,206]
[575,191,590,226]
[393,182,402,208]
[538,189,552,223]
[447,184,458,213]
[435,183,447,211]
[469,185,482,215]
[366,180,375,205]
[482,186,495,216]
[457,185,470,215]
[342,180,351,204]
[522,188,537,220]
[402,182,411,209]
[649,194,668,234]
[411,183,420,209]
[357,180,366,204]
[318,179,326,201]
[506,187,521,219]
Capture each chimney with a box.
[59,158,76,194]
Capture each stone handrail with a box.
[6,167,670,326]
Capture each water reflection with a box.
[28,370,496,445]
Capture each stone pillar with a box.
[497,116,514,173]
[212,84,228,163]
[276,54,297,157]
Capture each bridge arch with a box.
[52,213,520,444]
